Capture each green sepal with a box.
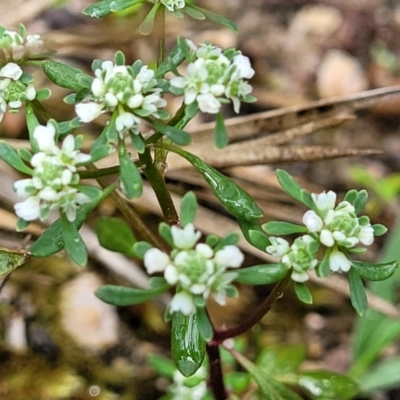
[262,221,307,236]
[171,312,206,377]
[132,241,153,259]
[95,283,169,306]
[196,307,213,341]
[237,218,270,251]
[166,146,263,220]
[83,0,113,17]
[96,217,137,257]
[352,260,397,281]
[213,232,240,252]
[35,88,51,101]
[130,133,145,154]
[214,111,228,149]
[205,235,219,248]
[348,268,368,317]
[234,264,288,285]
[159,222,174,247]
[180,191,198,227]
[29,184,116,257]
[42,60,92,90]
[0,141,32,175]
[354,190,368,214]
[373,224,387,236]
[294,282,313,304]
[232,350,303,400]
[119,151,143,199]
[16,218,30,232]
[316,248,331,278]
[152,122,191,145]
[189,5,238,33]
[139,3,160,35]
[0,247,31,278]
[61,214,88,266]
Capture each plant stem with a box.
[206,343,228,400]
[213,272,292,342]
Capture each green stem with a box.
[79,165,120,179]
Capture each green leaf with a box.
[344,189,357,204]
[171,312,206,377]
[196,307,213,341]
[42,60,92,90]
[152,122,191,145]
[132,241,153,259]
[130,133,145,154]
[139,3,160,35]
[213,232,240,252]
[262,221,307,236]
[315,249,331,278]
[61,214,88,266]
[0,247,31,278]
[183,6,205,20]
[119,152,143,199]
[180,191,197,227]
[158,223,174,247]
[189,5,238,32]
[35,88,52,101]
[155,41,188,79]
[294,282,313,304]
[0,141,32,175]
[24,103,39,152]
[296,371,359,400]
[29,184,116,257]
[232,350,303,400]
[234,264,288,285]
[352,260,397,281]
[95,283,169,306]
[83,0,113,17]
[17,148,32,163]
[256,344,306,375]
[166,146,263,220]
[96,217,137,256]
[237,218,270,251]
[354,190,368,214]
[110,0,145,12]
[225,372,251,393]
[214,112,228,149]
[348,268,368,317]
[147,354,176,379]
[275,169,314,209]
[373,223,387,236]
[58,117,82,138]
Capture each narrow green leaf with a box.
[234,264,288,285]
[166,145,263,220]
[171,312,206,377]
[196,307,213,341]
[348,268,368,317]
[152,122,191,145]
[96,217,137,256]
[183,6,205,20]
[0,141,32,175]
[237,218,270,250]
[95,283,168,306]
[110,0,145,12]
[294,282,313,304]
[147,354,176,379]
[262,221,307,236]
[61,214,88,266]
[0,248,31,278]
[139,3,160,35]
[130,133,145,154]
[42,60,92,90]
[316,249,331,278]
[24,103,39,152]
[214,112,228,149]
[155,42,187,79]
[119,152,143,199]
[180,191,197,227]
[232,350,303,400]
[133,241,153,259]
[352,260,397,282]
[83,0,113,17]
[189,5,238,32]
[17,148,32,163]
[29,184,116,257]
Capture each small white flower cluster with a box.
[0,27,44,62]
[13,122,92,222]
[161,0,186,12]
[0,62,36,122]
[266,191,376,282]
[75,60,167,136]
[170,41,255,114]
[170,366,208,400]
[144,223,244,316]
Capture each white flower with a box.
[0,62,23,80]
[232,54,255,80]
[115,110,139,132]
[75,102,103,123]
[214,245,244,268]
[329,249,352,272]
[266,237,290,257]
[171,223,201,249]
[196,93,221,114]
[14,195,41,221]
[170,291,196,315]
[358,225,374,246]
[33,122,56,152]
[311,191,336,214]
[161,0,186,12]
[144,248,171,274]
[13,179,33,198]
[303,210,323,232]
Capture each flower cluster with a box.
[0,62,36,122]
[170,41,256,114]
[0,26,44,63]
[161,0,186,12]
[13,122,92,222]
[266,191,378,282]
[75,57,168,136]
[144,223,244,316]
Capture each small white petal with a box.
[164,265,179,285]
[266,237,289,257]
[13,179,34,199]
[171,223,201,250]
[232,54,255,79]
[329,250,352,272]
[320,229,334,247]
[291,271,309,282]
[190,283,207,295]
[196,93,221,114]
[358,225,374,246]
[214,245,244,269]
[143,248,170,274]
[33,123,56,152]
[0,63,23,80]
[14,196,41,221]
[75,102,103,123]
[195,243,213,259]
[169,291,196,315]
[303,210,323,232]
[311,191,336,213]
